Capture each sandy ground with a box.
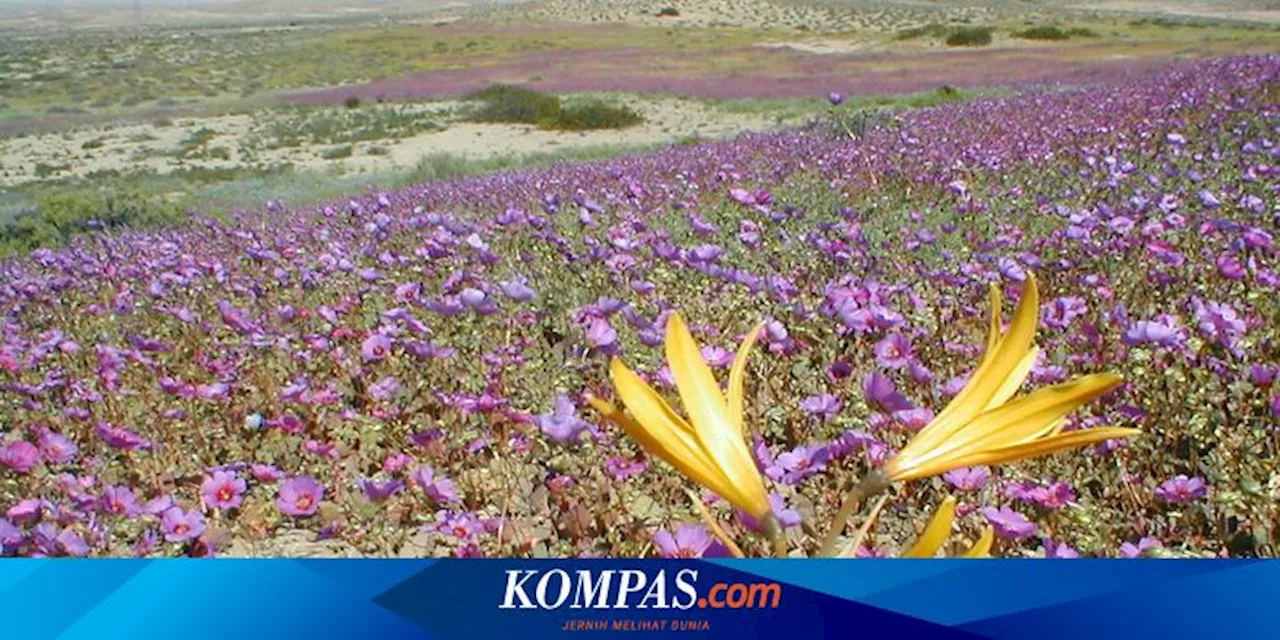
[1070,1,1280,23]
[467,0,1000,32]
[0,96,785,188]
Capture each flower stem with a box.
[689,490,746,559]
[838,495,889,558]
[819,470,890,558]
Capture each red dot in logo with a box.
[697,598,707,608]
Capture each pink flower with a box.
[1154,475,1207,504]
[361,333,393,363]
[0,440,40,474]
[277,476,324,517]
[201,470,247,510]
[160,507,205,543]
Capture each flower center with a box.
[295,496,313,511]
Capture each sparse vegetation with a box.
[945,26,993,47]
[1014,25,1100,41]
[465,85,644,130]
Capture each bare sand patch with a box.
[0,96,785,188]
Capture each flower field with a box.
[0,54,1276,559]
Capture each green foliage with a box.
[541,101,644,131]
[464,85,564,125]
[945,27,993,47]
[0,190,185,254]
[320,145,354,159]
[344,96,362,109]
[465,86,643,131]
[247,104,442,149]
[657,7,680,17]
[1015,26,1071,41]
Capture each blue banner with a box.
[0,559,1273,639]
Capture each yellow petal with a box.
[727,322,765,434]
[983,346,1038,412]
[981,283,1002,366]
[897,275,1041,462]
[902,496,956,558]
[891,373,1121,481]
[665,314,770,518]
[960,526,994,558]
[605,361,748,508]
[943,427,1141,470]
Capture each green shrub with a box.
[81,137,108,150]
[657,7,680,17]
[896,23,950,40]
[1015,26,1070,41]
[321,145,354,159]
[464,85,563,125]
[945,27,993,47]
[542,101,643,131]
[344,96,361,109]
[0,190,185,255]
[34,163,70,179]
[1067,27,1099,38]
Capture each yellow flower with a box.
[901,496,993,558]
[588,313,777,530]
[882,274,1140,483]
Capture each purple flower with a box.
[95,421,152,450]
[981,506,1037,540]
[827,361,854,382]
[800,393,842,421]
[827,92,844,106]
[101,485,140,517]
[56,528,91,557]
[0,518,22,552]
[652,524,727,558]
[1248,364,1276,387]
[160,507,206,543]
[604,456,647,481]
[699,345,734,368]
[1154,475,1207,504]
[6,498,42,522]
[1044,539,1080,559]
[1122,315,1185,348]
[535,394,591,445]
[501,277,536,302]
[873,333,913,369]
[943,467,990,492]
[201,470,247,510]
[1119,537,1163,558]
[0,440,40,474]
[891,407,934,430]
[1027,482,1076,509]
[36,429,77,464]
[585,318,617,349]
[863,372,914,412]
[143,495,176,516]
[411,465,461,504]
[368,375,400,401]
[739,493,801,533]
[251,464,285,482]
[277,476,325,517]
[766,444,829,484]
[358,478,405,501]
[361,333,393,363]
